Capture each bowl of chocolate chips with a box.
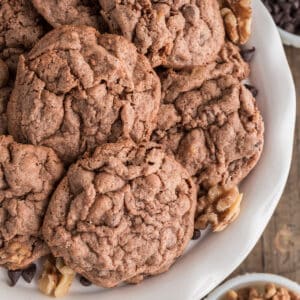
[263,0,300,47]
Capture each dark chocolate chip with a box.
[7,269,22,287]
[262,0,300,34]
[79,276,92,286]
[192,229,201,240]
[273,4,281,14]
[22,264,36,283]
[273,11,285,25]
[240,47,256,62]
[245,84,258,97]
[292,1,299,10]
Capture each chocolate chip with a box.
[273,4,281,14]
[240,47,256,62]
[245,84,258,97]
[192,229,201,240]
[22,264,36,283]
[79,276,92,286]
[292,1,299,10]
[7,269,22,286]
[263,0,300,34]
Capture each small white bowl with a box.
[206,273,300,300]
[278,27,300,48]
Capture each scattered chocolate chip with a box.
[245,84,258,97]
[262,0,300,35]
[192,229,201,240]
[22,264,36,283]
[7,269,22,286]
[240,47,256,62]
[79,276,92,286]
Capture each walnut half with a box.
[220,0,252,45]
[38,257,75,298]
[195,185,243,232]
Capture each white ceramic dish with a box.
[0,0,296,299]
[278,27,300,48]
[206,273,300,299]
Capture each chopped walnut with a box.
[224,283,300,300]
[38,257,75,298]
[220,0,252,44]
[226,289,239,300]
[265,283,277,298]
[195,185,243,232]
[221,8,239,44]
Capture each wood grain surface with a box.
[229,46,300,282]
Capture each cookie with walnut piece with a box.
[0,136,64,270]
[42,140,196,287]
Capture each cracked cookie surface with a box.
[100,0,225,68]
[152,57,263,192]
[0,0,47,72]
[31,0,104,30]
[7,26,161,164]
[0,59,11,135]
[0,136,64,270]
[43,140,196,287]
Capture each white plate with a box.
[206,273,300,299]
[0,0,296,299]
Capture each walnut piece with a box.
[220,0,252,44]
[195,185,243,232]
[38,258,75,298]
[226,290,239,300]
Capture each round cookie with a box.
[43,140,196,287]
[0,136,64,270]
[100,0,225,68]
[0,59,11,135]
[7,26,161,164]
[31,0,104,30]
[0,0,47,72]
[152,72,264,191]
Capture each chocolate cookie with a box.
[0,0,47,72]
[7,26,161,164]
[43,140,196,287]
[0,59,11,135]
[31,0,104,30]
[100,0,225,68]
[0,136,64,270]
[152,72,264,192]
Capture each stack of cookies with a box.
[0,0,264,296]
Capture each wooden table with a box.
[230,47,300,282]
